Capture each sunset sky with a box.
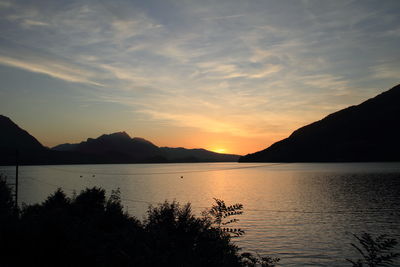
[0,0,399,155]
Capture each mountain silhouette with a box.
[160,147,240,162]
[0,115,240,165]
[52,132,160,162]
[52,132,240,163]
[0,115,51,165]
[240,84,400,162]
[0,115,44,151]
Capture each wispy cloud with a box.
[0,55,102,86]
[301,74,349,92]
[201,14,245,21]
[382,27,400,37]
[0,0,399,153]
[21,19,49,27]
[0,0,12,8]
[371,64,400,80]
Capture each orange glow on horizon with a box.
[38,128,287,156]
[211,148,227,154]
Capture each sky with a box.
[0,0,399,155]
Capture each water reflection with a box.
[0,162,399,266]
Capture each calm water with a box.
[1,162,400,266]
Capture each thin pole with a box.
[15,149,19,207]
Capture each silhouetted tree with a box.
[240,252,280,267]
[2,182,280,267]
[206,198,280,266]
[0,176,19,267]
[0,176,16,221]
[208,198,245,237]
[347,232,400,267]
[17,187,143,267]
[144,201,242,266]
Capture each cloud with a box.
[0,0,399,152]
[242,64,283,79]
[382,27,400,37]
[0,55,102,86]
[201,14,245,21]
[141,109,251,136]
[196,61,282,80]
[136,107,296,139]
[0,1,12,8]
[371,64,400,79]
[301,74,349,92]
[21,19,49,27]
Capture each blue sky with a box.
[0,0,399,154]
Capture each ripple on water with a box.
[1,162,399,266]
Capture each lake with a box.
[1,162,399,266]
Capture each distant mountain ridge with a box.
[52,132,240,163]
[52,132,160,162]
[0,115,44,151]
[0,115,51,165]
[240,84,400,162]
[159,147,240,162]
[0,115,240,165]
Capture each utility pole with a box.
[15,149,19,208]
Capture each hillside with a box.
[52,132,161,163]
[0,115,44,151]
[0,115,240,165]
[160,147,240,162]
[0,115,50,165]
[239,84,400,162]
[52,132,240,163]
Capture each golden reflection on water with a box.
[1,162,399,266]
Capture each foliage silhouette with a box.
[0,182,280,267]
[0,177,19,267]
[4,181,399,266]
[206,198,280,266]
[346,232,400,267]
[208,198,245,237]
[143,201,242,266]
[240,252,280,267]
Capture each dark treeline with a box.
[0,179,278,267]
[0,178,398,267]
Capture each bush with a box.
[144,201,242,266]
[347,232,400,267]
[0,177,19,267]
[18,187,143,267]
[6,182,399,266]
[0,184,273,267]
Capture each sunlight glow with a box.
[212,148,226,154]
[1,1,398,156]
